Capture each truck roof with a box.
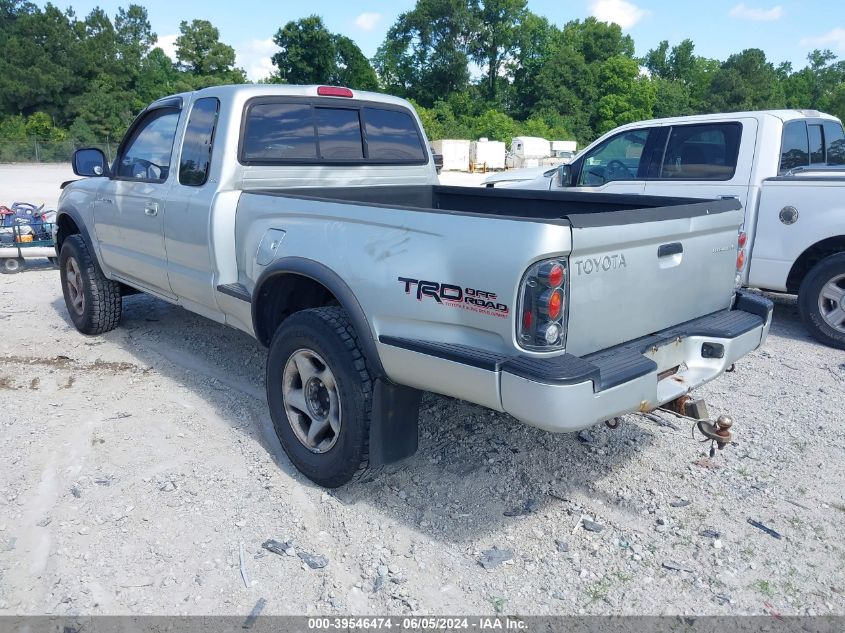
[610,109,841,131]
[151,83,417,111]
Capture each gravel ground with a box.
[0,166,844,617]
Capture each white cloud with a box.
[801,27,845,52]
[235,38,278,82]
[156,33,178,61]
[728,4,783,21]
[354,12,381,32]
[589,0,649,29]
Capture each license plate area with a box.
[644,336,689,375]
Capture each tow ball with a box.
[662,396,736,457]
[696,416,735,457]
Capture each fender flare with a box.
[56,207,98,259]
[252,256,386,378]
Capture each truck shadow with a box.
[50,292,657,544]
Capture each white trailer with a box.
[550,140,577,160]
[469,138,506,171]
[507,136,550,169]
[431,139,470,172]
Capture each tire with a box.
[1,257,24,274]
[798,252,845,350]
[59,234,122,335]
[266,306,374,488]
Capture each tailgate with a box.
[564,200,743,356]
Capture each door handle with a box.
[144,202,159,217]
[658,242,683,258]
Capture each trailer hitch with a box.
[661,396,735,457]
[696,416,734,457]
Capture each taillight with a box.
[736,231,747,271]
[539,288,563,320]
[735,231,747,287]
[517,257,568,351]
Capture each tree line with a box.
[2,0,845,160]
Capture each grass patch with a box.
[752,579,773,596]
[489,596,506,614]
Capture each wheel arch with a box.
[252,257,385,378]
[786,235,845,293]
[56,208,96,258]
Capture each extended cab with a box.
[56,85,772,486]
[487,111,845,349]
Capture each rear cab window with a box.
[779,119,845,172]
[657,123,741,180]
[362,107,426,161]
[240,98,427,165]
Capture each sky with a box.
[41,0,845,81]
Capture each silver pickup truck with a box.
[57,85,773,487]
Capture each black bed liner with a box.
[250,185,741,227]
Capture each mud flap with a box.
[368,379,422,468]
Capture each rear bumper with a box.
[379,291,772,433]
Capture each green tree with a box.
[644,39,697,84]
[272,15,335,84]
[332,35,379,90]
[271,17,378,89]
[708,48,785,111]
[593,56,655,133]
[0,3,81,120]
[509,13,560,117]
[374,0,473,107]
[175,19,246,83]
[469,0,527,102]
[115,4,156,67]
[650,77,692,118]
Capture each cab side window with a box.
[658,123,741,180]
[823,120,845,165]
[577,129,651,186]
[779,121,809,174]
[808,124,825,164]
[116,108,180,182]
[179,98,220,186]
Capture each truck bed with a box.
[253,185,740,226]
[240,184,745,355]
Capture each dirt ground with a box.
[0,165,844,617]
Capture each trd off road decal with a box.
[398,277,509,318]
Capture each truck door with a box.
[643,119,758,211]
[163,97,222,314]
[94,105,181,295]
[566,127,660,195]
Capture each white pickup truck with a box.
[56,85,771,486]
[486,110,845,349]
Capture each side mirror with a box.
[556,164,571,187]
[72,148,108,177]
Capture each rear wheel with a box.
[798,252,845,350]
[1,257,24,274]
[266,306,374,488]
[59,235,122,335]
